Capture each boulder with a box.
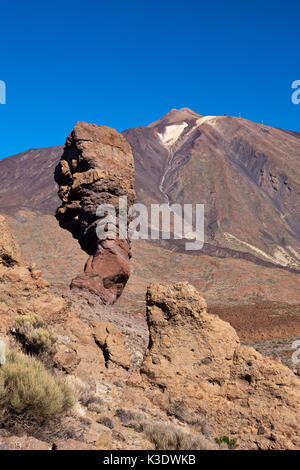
[91,321,132,370]
[140,282,300,449]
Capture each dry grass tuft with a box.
[12,314,57,357]
[143,421,218,450]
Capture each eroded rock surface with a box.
[55,122,136,304]
[140,282,300,450]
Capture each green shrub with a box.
[0,350,75,424]
[215,435,238,449]
[14,313,41,329]
[13,314,57,355]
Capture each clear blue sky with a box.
[0,0,299,158]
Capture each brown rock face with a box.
[55,122,136,304]
[91,321,132,370]
[0,215,22,266]
[0,214,66,339]
[141,282,300,450]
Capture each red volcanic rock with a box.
[71,239,132,304]
[55,122,136,304]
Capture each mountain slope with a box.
[124,108,300,268]
[0,109,300,269]
[0,146,62,215]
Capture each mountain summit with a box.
[147,107,202,129]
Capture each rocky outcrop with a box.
[0,215,22,266]
[0,215,131,377]
[140,282,300,450]
[55,122,136,304]
[0,215,66,338]
[2,215,300,450]
[91,321,132,370]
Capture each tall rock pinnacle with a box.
[54,121,136,304]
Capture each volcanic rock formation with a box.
[140,282,300,450]
[55,122,136,304]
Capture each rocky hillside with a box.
[5,211,300,349]
[0,218,299,450]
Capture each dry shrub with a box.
[66,375,102,405]
[65,375,94,405]
[12,314,57,356]
[115,408,146,425]
[167,399,188,423]
[98,416,114,429]
[0,350,74,425]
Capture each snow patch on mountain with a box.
[158,122,188,147]
[196,115,217,127]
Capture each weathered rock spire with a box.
[55,121,136,304]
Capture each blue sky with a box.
[0,0,299,158]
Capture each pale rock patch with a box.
[158,123,188,147]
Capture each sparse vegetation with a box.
[167,399,187,422]
[143,422,218,450]
[115,406,216,449]
[115,408,145,425]
[167,400,212,440]
[215,435,238,449]
[12,314,57,356]
[98,416,114,429]
[0,350,75,425]
[65,375,96,406]
[65,299,73,309]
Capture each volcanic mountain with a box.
[123,108,300,269]
[1,108,299,270]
